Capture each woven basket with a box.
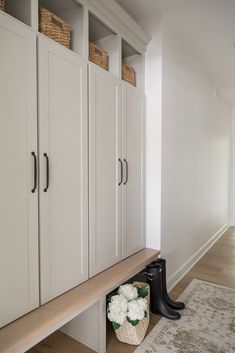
[115,282,150,345]
[39,7,71,49]
[89,42,108,71]
[0,0,5,11]
[122,63,136,87]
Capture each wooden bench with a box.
[0,248,160,353]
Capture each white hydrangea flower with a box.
[107,295,128,325]
[137,297,147,311]
[118,284,138,301]
[127,298,147,321]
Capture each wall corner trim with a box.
[167,224,229,292]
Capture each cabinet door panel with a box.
[89,63,122,277]
[38,36,88,304]
[0,13,39,327]
[122,83,146,258]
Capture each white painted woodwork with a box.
[89,63,122,277]
[124,53,145,91]
[122,40,145,90]
[1,0,149,81]
[61,298,106,353]
[61,3,85,56]
[30,0,38,32]
[89,14,120,76]
[4,0,32,26]
[39,0,85,55]
[0,2,149,348]
[38,35,88,304]
[0,13,39,328]
[95,35,120,77]
[83,0,150,54]
[122,82,146,258]
[89,12,114,41]
[0,0,151,56]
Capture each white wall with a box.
[229,107,235,225]
[160,22,231,286]
[142,17,162,251]
[141,16,232,286]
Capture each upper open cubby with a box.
[39,0,84,54]
[89,13,119,76]
[3,0,31,26]
[1,0,146,91]
[122,40,145,90]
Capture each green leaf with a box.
[138,287,148,298]
[144,310,148,318]
[112,322,121,330]
[127,318,140,326]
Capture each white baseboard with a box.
[167,224,229,291]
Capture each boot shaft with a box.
[148,258,185,311]
[145,262,181,320]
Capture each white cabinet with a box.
[122,83,146,258]
[0,0,148,332]
[89,63,122,277]
[89,65,146,276]
[0,13,39,327]
[38,35,88,304]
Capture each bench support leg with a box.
[61,298,107,353]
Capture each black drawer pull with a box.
[118,158,123,185]
[124,159,128,185]
[31,152,37,193]
[44,153,49,192]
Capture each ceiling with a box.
[116,0,235,105]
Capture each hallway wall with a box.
[160,22,231,287]
[229,107,235,225]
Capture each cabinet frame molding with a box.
[122,81,146,258]
[0,12,39,328]
[38,34,89,304]
[89,62,122,277]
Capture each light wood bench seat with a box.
[0,248,160,353]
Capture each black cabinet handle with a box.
[124,159,128,185]
[31,152,37,193]
[118,158,123,185]
[44,153,49,192]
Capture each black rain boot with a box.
[146,264,181,320]
[152,259,185,310]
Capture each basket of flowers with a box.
[107,282,150,345]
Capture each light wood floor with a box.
[28,226,235,353]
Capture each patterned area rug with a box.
[134,279,235,353]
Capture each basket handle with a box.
[51,15,64,30]
[94,47,104,56]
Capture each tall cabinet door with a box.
[0,13,39,327]
[122,82,146,259]
[38,35,88,304]
[89,63,122,277]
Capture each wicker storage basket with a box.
[122,63,136,87]
[39,7,71,49]
[89,42,108,71]
[115,282,150,345]
[0,0,5,11]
